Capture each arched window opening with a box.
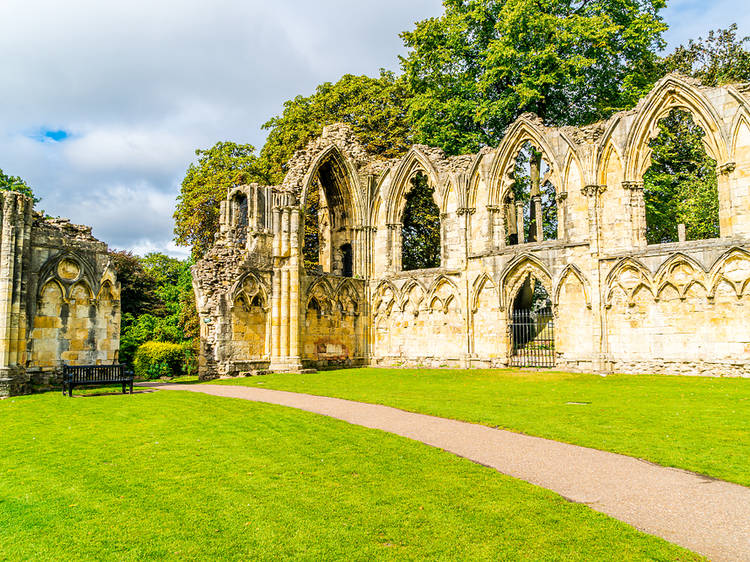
[402,172,441,271]
[509,274,555,367]
[307,296,321,318]
[250,294,264,308]
[505,143,557,245]
[303,179,324,271]
[643,109,719,244]
[303,157,354,274]
[340,243,353,278]
[232,193,248,229]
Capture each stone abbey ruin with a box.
[0,191,121,397]
[3,73,750,398]
[193,75,750,379]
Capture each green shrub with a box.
[134,341,185,380]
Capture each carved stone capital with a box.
[457,207,476,216]
[386,223,402,231]
[622,181,644,191]
[555,191,568,202]
[718,162,736,175]
[486,205,502,213]
[582,184,606,197]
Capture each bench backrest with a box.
[63,365,129,383]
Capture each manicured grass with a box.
[208,369,750,487]
[0,391,698,560]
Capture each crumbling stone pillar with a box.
[269,197,302,372]
[516,201,525,244]
[623,181,645,248]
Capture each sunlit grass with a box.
[0,390,699,560]
[208,368,750,486]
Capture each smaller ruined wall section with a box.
[192,239,273,378]
[603,243,750,376]
[0,191,121,397]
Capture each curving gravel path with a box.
[142,382,750,561]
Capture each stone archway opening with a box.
[643,108,719,244]
[303,154,356,275]
[509,274,555,367]
[402,172,441,271]
[505,142,558,246]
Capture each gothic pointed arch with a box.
[653,253,708,299]
[624,74,730,181]
[488,115,564,206]
[471,272,498,313]
[499,254,553,310]
[387,147,442,223]
[604,258,655,307]
[230,272,269,306]
[553,265,591,309]
[708,247,750,299]
[299,143,364,225]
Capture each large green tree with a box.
[174,142,269,259]
[401,0,666,154]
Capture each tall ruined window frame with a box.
[302,156,356,277]
[642,108,720,245]
[504,142,558,246]
[400,171,442,271]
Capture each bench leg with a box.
[62,383,67,397]
[130,381,134,394]
[122,382,126,394]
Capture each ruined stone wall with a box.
[0,192,121,397]
[194,74,750,379]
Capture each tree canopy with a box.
[400,0,667,154]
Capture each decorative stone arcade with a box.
[0,191,121,397]
[193,74,750,379]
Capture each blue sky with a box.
[0,0,746,257]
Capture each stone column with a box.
[623,181,645,248]
[270,206,282,363]
[486,205,504,252]
[457,207,475,263]
[280,266,289,358]
[387,223,402,271]
[0,194,16,371]
[531,195,543,242]
[556,192,568,241]
[581,184,607,373]
[582,185,606,255]
[288,208,301,361]
[717,162,736,237]
[516,201,525,244]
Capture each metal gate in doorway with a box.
[509,308,555,368]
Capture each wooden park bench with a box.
[62,364,134,397]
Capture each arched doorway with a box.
[508,274,555,367]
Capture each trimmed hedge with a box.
[134,341,185,380]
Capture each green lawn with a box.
[0,390,698,561]
[208,368,750,487]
